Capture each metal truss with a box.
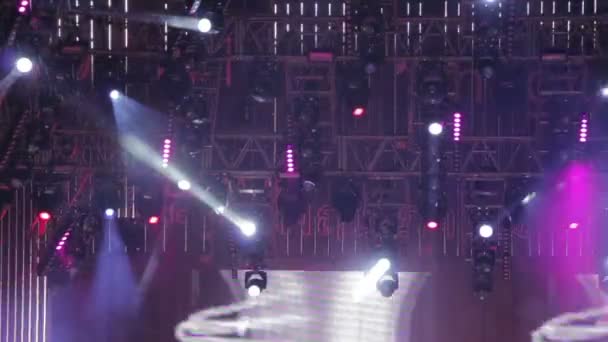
[5,1,607,264]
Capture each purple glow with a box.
[18,6,26,13]
[61,236,68,241]
[287,167,295,172]
[55,246,62,251]
[426,221,438,230]
[286,149,293,154]
[568,222,579,230]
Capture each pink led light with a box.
[18,6,26,13]
[21,0,28,5]
[164,139,171,144]
[579,114,589,143]
[568,222,579,230]
[287,168,295,172]
[55,246,62,251]
[453,112,463,142]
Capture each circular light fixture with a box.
[15,57,33,73]
[104,208,115,217]
[177,180,191,191]
[109,89,120,100]
[478,224,494,238]
[239,221,257,237]
[247,285,261,297]
[197,18,213,33]
[428,122,444,136]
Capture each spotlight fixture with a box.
[244,270,267,297]
[331,179,360,223]
[478,223,494,238]
[472,244,496,297]
[148,216,160,224]
[109,89,120,100]
[104,208,115,217]
[15,57,33,74]
[428,122,444,136]
[238,220,257,237]
[38,211,51,221]
[352,106,365,117]
[426,220,439,230]
[197,17,213,33]
[177,180,191,191]
[568,222,580,230]
[377,271,398,297]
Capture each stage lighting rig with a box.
[331,178,360,223]
[472,239,496,299]
[93,177,122,217]
[469,208,498,298]
[294,97,322,192]
[249,61,279,103]
[474,0,501,79]
[341,65,370,117]
[377,269,398,298]
[244,270,267,297]
[353,2,384,74]
[418,62,448,107]
[189,0,224,33]
[371,216,399,297]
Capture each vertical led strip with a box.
[75,0,80,41]
[89,0,94,50]
[341,2,346,55]
[164,3,168,52]
[300,1,304,55]
[453,112,462,141]
[124,0,129,74]
[314,2,319,48]
[579,114,589,143]
[273,3,278,55]
[162,138,172,168]
[107,0,112,50]
[286,144,296,173]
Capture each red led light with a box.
[39,211,51,221]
